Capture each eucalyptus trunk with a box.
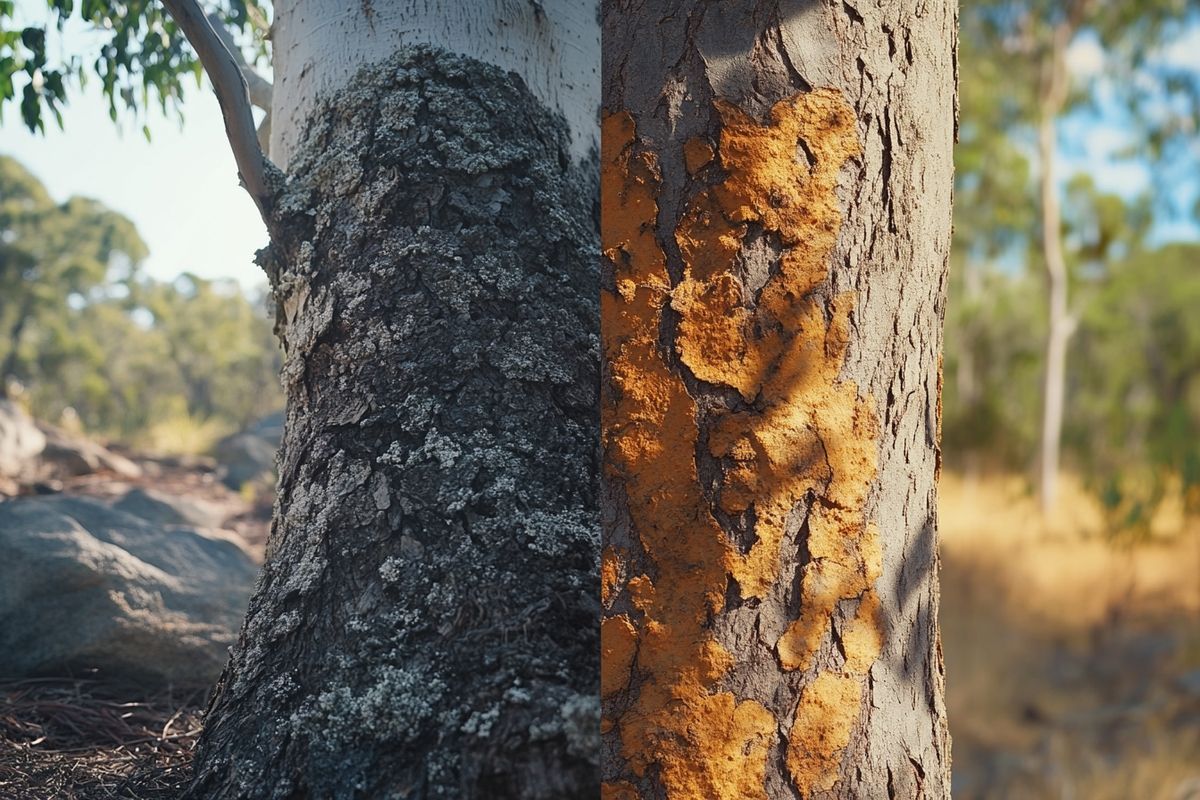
[186,3,600,797]
[600,1,956,797]
[1036,19,1074,516]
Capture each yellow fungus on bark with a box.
[786,672,864,796]
[602,89,884,798]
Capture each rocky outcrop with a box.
[0,495,258,685]
[36,424,142,481]
[212,411,282,490]
[112,486,227,529]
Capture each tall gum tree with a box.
[600,1,956,797]
[963,0,1200,513]
[141,1,603,797]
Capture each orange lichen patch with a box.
[671,274,770,400]
[683,136,714,175]
[602,90,882,799]
[786,673,864,797]
[602,782,640,800]
[601,546,624,607]
[602,615,639,697]
[602,111,669,292]
[840,591,885,674]
[674,193,744,283]
[602,109,774,798]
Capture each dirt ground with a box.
[0,678,203,800]
[941,473,1200,800]
[2,469,1197,798]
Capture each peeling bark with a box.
[187,48,599,799]
[601,2,956,798]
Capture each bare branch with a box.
[160,0,274,216]
[205,11,273,111]
[205,10,274,157]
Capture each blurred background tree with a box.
[948,0,1200,527]
[0,154,280,451]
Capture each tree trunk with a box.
[601,2,955,798]
[0,308,31,395]
[1037,109,1070,514]
[1031,0,1089,517]
[955,258,982,483]
[1035,27,1072,515]
[186,3,600,797]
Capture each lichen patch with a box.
[602,89,883,798]
[785,672,863,797]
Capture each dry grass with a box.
[941,472,1200,800]
[130,415,233,458]
[0,678,205,800]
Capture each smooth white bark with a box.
[270,0,599,171]
[1037,18,1076,515]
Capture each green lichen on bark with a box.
[187,46,598,800]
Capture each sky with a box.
[0,87,269,293]
[1061,30,1200,244]
[0,3,269,293]
[0,8,1196,296]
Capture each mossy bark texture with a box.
[600,2,956,798]
[187,48,599,800]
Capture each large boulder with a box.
[213,411,283,490]
[35,424,142,480]
[0,495,258,685]
[0,400,45,479]
[112,486,227,529]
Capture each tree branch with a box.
[159,0,275,217]
[205,11,273,156]
[205,11,273,111]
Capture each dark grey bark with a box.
[187,48,599,799]
[602,1,955,798]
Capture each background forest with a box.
[1,0,1199,797]
[0,155,281,452]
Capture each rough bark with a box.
[187,48,599,799]
[600,2,955,798]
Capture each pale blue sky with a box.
[0,85,269,292]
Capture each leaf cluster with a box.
[0,0,269,135]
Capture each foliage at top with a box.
[0,0,268,134]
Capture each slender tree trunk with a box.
[1035,20,1074,516]
[957,259,982,483]
[186,3,600,797]
[1037,110,1070,514]
[0,308,31,394]
[601,2,955,798]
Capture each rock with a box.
[1176,669,1200,698]
[0,495,258,685]
[141,453,219,473]
[35,424,142,480]
[113,486,227,529]
[213,411,283,490]
[0,399,46,478]
[245,411,285,442]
